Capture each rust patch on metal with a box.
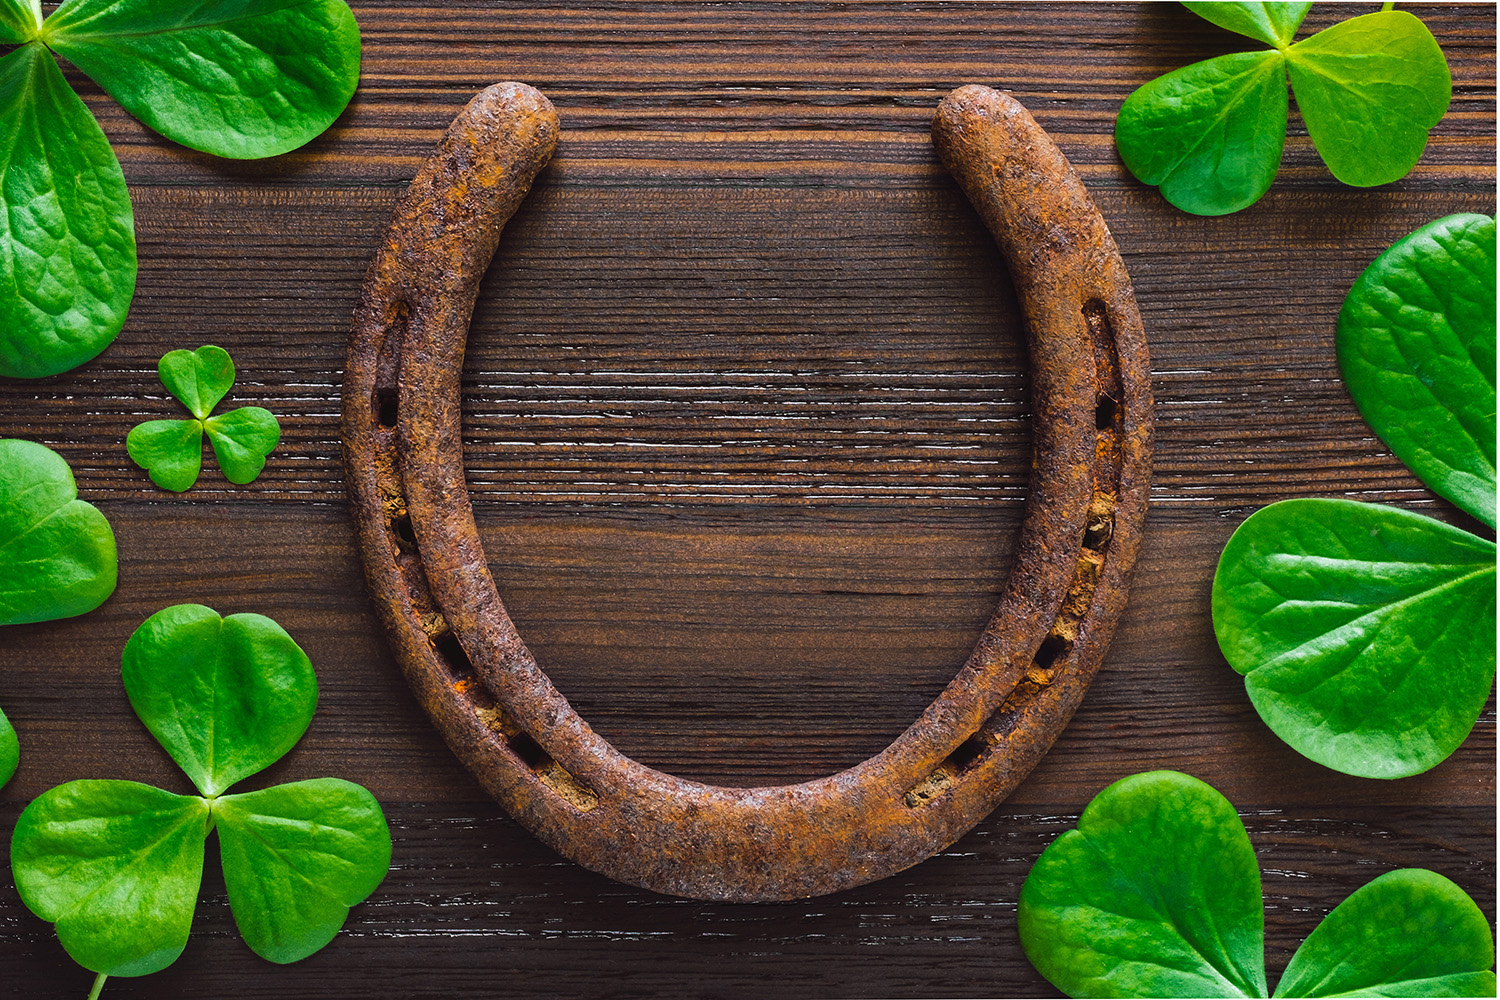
[342,82,1154,901]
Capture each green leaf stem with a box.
[121,603,317,798]
[1212,499,1495,778]
[0,42,135,378]
[41,0,362,159]
[0,438,117,626]
[1338,214,1496,526]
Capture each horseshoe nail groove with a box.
[342,82,1154,901]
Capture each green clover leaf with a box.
[0,0,41,45]
[1020,771,1497,998]
[0,438,118,626]
[0,41,136,378]
[1286,11,1452,188]
[1337,213,1495,526]
[217,779,392,964]
[1115,50,1288,216]
[10,604,391,985]
[1182,2,1311,49]
[2,0,359,379]
[1275,869,1496,998]
[1117,5,1451,214]
[40,0,362,160]
[0,702,18,788]
[126,346,282,491]
[122,604,316,798]
[10,781,210,977]
[1212,215,1497,778]
[1212,499,1495,779]
[1020,771,1268,998]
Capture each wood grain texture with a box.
[0,2,1494,996]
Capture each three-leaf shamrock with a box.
[0,438,117,626]
[0,0,361,378]
[1212,214,1496,778]
[126,346,282,491]
[1117,3,1452,215]
[1020,771,1496,998]
[10,604,391,983]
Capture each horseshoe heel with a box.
[342,82,1153,901]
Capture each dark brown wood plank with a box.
[0,3,1494,996]
[0,803,1491,999]
[0,505,1489,809]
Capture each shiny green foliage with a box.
[0,439,117,626]
[1,0,359,378]
[1117,5,1451,214]
[1020,772,1496,998]
[0,702,18,787]
[1213,216,1497,778]
[1213,500,1494,777]
[126,346,282,491]
[40,0,362,159]
[0,42,135,378]
[1337,214,1496,527]
[10,605,391,977]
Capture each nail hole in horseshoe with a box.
[509,730,550,770]
[1094,395,1118,430]
[392,515,418,551]
[375,387,399,428]
[435,632,473,675]
[1032,633,1070,671]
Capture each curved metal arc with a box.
[342,82,1153,901]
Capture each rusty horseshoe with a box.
[342,82,1153,901]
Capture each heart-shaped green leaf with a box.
[1273,869,1496,998]
[1019,771,1269,998]
[122,604,317,797]
[0,438,117,626]
[1182,2,1311,48]
[0,42,136,378]
[159,345,234,421]
[41,0,362,160]
[0,0,40,44]
[0,703,18,788]
[1213,498,1495,779]
[125,419,204,493]
[1286,11,1451,187]
[1338,214,1496,527]
[206,406,282,485]
[10,780,209,976]
[215,778,392,964]
[1115,50,1288,216]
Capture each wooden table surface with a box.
[1,3,1494,997]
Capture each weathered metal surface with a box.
[342,82,1154,901]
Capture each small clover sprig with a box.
[1116,3,1452,215]
[0,0,360,379]
[10,604,391,992]
[126,346,281,491]
[1212,214,1495,778]
[1020,771,1496,998]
